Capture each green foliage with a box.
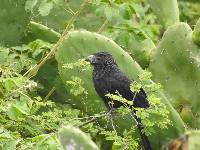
[66,76,88,96]
[179,1,200,27]
[62,59,90,72]
[0,128,20,150]
[0,44,81,149]
[0,65,80,147]
[0,0,30,46]
[100,128,139,150]
[18,133,62,150]
[95,0,158,68]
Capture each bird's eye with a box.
[96,57,101,61]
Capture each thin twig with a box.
[110,115,117,136]
[25,0,89,79]
[78,117,97,128]
[97,20,108,33]
[78,111,112,127]
[64,0,75,14]
[43,87,56,101]
[64,8,75,15]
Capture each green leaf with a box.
[29,39,52,59]
[119,3,131,20]
[38,0,54,16]
[25,0,38,11]
[0,47,9,64]
[104,6,119,23]
[34,134,62,150]
[12,44,30,52]
[7,94,31,120]
[0,128,20,150]
[4,78,17,91]
[7,105,23,120]
[131,3,145,19]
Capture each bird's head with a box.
[85,51,116,67]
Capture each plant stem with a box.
[78,111,112,127]
[43,87,56,101]
[97,20,108,33]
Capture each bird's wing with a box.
[107,71,134,100]
[107,71,149,108]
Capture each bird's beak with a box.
[85,55,96,64]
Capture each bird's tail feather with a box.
[131,112,152,150]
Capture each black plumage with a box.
[86,51,152,150]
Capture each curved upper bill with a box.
[85,55,96,64]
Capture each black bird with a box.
[86,51,152,150]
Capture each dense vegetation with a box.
[0,0,200,149]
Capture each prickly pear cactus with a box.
[148,0,179,28]
[58,125,99,150]
[193,18,200,46]
[23,21,60,43]
[55,30,185,149]
[0,0,30,46]
[149,22,200,127]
